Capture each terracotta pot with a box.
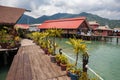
[56,60,61,66]
[47,53,50,56]
[60,63,67,71]
[43,48,48,54]
[50,55,56,63]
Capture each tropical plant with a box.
[0,29,8,42]
[55,54,61,61]
[60,55,68,70]
[31,32,40,43]
[38,32,51,55]
[66,63,75,70]
[60,55,68,64]
[55,53,62,65]
[48,47,53,55]
[79,72,97,80]
[14,36,21,42]
[66,64,82,80]
[66,38,89,72]
[79,72,88,80]
[0,27,21,49]
[46,28,62,55]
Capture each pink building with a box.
[95,26,113,36]
[88,21,100,30]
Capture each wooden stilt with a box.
[4,51,8,65]
[110,37,112,42]
[117,37,119,44]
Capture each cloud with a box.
[0,0,120,19]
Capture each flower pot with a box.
[45,48,48,54]
[50,55,56,63]
[56,60,61,66]
[47,52,50,56]
[60,63,67,71]
[69,72,79,80]
[66,70,70,77]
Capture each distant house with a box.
[88,21,100,35]
[38,17,90,36]
[113,28,120,36]
[29,24,41,32]
[14,24,29,29]
[89,21,100,30]
[95,25,113,36]
[0,5,26,27]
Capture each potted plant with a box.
[55,54,61,66]
[14,36,21,48]
[60,55,68,71]
[0,29,9,48]
[66,38,89,72]
[50,52,56,63]
[66,38,89,80]
[79,72,89,80]
[68,66,81,80]
[0,39,9,49]
[46,29,62,55]
[66,63,74,76]
[0,26,21,49]
[31,32,39,44]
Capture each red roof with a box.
[15,24,29,29]
[0,5,25,25]
[38,17,86,29]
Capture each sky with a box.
[0,0,120,20]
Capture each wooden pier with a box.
[6,39,70,80]
[77,35,120,44]
[61,33,120,44]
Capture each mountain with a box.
[17,12,120,28]
[17,14,35,24]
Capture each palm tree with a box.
[38,32,49,48]
[66,38,89,72]
[31,32,40,43]
[46,28,62,55]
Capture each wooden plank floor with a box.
[6,45,70,80]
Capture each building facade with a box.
[38,17,90,37]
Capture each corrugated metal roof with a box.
[0,5,25,25]
[38,17,86,29]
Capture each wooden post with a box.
[110,37,112,42]
[104,37,107,42]
[117,37,119,44]
[4,51,8,65]
[101,36,104,41]
[95,36,97,41]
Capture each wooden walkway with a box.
[6,39,70,80]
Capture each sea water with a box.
[0,38,120,80]
[56,38,120,80]
[0,66,9,80]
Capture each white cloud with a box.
[0,0,19,7]
[0,0,120,19]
